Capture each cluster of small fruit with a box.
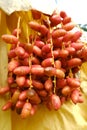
[0,9,87,119]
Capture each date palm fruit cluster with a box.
[0,9,87,119]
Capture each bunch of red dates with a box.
[0,9,87,119]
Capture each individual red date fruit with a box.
[67,58,82,68]
[31,9,41,20]
[67,78,80,88]
[71,31,82,42]
[41,58,53,67]
[31,65,44,75]
[44,78,53,91]
[32,80,44,89]
[62,22,75,31]
[15,46,25,58]
[2,34,18,44]
[39,25,48,36]
[24,43,33,54]
[16,100,25,108]
[2,101,12,111]
[61,86,71,96]
[33,45,42,57]
[0,86,10,95]
[27,89,41,104]
[50,94,61,110]
[52,28,66,39]
[60,11,67,18]
[50,14,62,26]
[62,16,71,25]
[8,59,20,72]
[13,66,31,75]
[44,67,56,77]
[71,89,80,104]
[28,21,40,31]
[16,76,26,87]
[21,102,32,119]
[11,89,20,104]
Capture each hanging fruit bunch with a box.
[0,9,87,119]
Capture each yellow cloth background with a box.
[0,10,87,130]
